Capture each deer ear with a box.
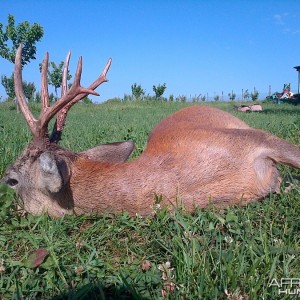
[80,141,135,163]
[38,152,69,193]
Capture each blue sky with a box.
[1,0,300,102]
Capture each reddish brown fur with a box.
[66,106,300,217]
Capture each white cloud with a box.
[292,29,300,35]
[273,12,300,35]
[273,13,289,25]
[273,14,283,25]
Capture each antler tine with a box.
[14,44,38,137]
[41,52,50,112]
[72,56,83,89]
[50,51,71,143]
[61,51,71,97]
[85,57,112,91]
[49,57,112,144]
[98,57,112,84]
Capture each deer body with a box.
[3,45,300,218]
[68,106,300,217]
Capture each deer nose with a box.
[1,176,19,187]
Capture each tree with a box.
[81,96,93,104]
[1,75,14,100]
[243,89,250,101]
[0,14,44,66]
[0,14,43,108]
[23,82,36,101]
[1,73,36,101]
[251,88,259,101]
[153,83,166,99]
[131,83,145,100]
[228,91,236,101]
[39,61,72,98]
[35,91,41,103]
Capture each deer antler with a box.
[14,46,39,137]
[14,44,112,146]
[50,52,112,143]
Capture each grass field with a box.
[1,100,300,299]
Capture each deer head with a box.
[1,45,134,216]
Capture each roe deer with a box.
[2,45,300,218]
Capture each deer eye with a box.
[6,178,19,187]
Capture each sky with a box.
[0,0,300,102]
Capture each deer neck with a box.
[70,157,160,216]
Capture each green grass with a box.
[1,100,300,299]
